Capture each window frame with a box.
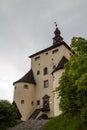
[37,70,40,75]
[24,84,28,89]
[31,101,34,106]
[44,67,48,75]
[35,56,40,61]
[52,49,58,54]
[44,80,49,88]
[21,100,24,104]
[37,100,40,105]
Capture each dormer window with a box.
[44,67,48,75]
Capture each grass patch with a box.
[44,113,87,130]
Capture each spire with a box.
[53,22,63,45]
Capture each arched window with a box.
[44,67,48,75]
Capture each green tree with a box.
[58,37,87,121]
[0,100,18,127]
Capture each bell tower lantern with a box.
[53,22,63,45]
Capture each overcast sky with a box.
[0,0,87,102]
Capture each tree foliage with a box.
[0,100,18,127]
[58,37,87,121]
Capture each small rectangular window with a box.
[35,56,40,61]
[53,65,56,69]
[46,52,48,55]
[21,100,24,104]
[52,49,58,54]
[44,80,49,88]
[44,67,48,75]
[37,70,40,75]
[37,100,40,105]
[31,101,34,106]
[24,85,28,89]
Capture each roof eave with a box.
[29,42,70,58]
[13,81,36,86]
[52,67,64,75]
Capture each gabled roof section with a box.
[52,56,68,74]
[13,69,36,85]
[29,41,70,58]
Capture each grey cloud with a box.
[0,0,87,101]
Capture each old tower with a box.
[13,24,70,121]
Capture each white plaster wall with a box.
[61,45,71,59]
[53,69,64,116]
[14,82,36,121]
[52,45,70,116]
[30,44,70,117]
[13,44,71,120]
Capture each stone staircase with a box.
[29,109,41,119]
[7,119,48,130]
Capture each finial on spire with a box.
[54,22,57,28]
[53,22,63,45]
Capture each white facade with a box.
[13,27,71,121]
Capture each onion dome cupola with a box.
[53,22,63,45]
